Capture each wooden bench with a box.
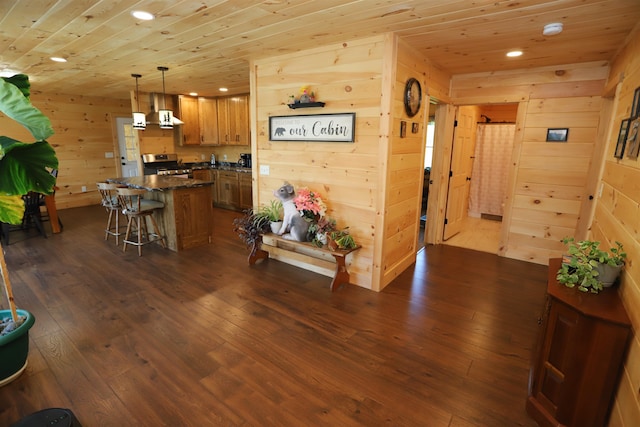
[248,233,361,291]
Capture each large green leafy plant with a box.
[0,74,58,324]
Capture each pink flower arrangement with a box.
[294,187,327,217]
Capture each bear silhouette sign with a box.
[269,113,355,142]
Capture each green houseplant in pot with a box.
[0,74,58,385]
[254,200,283,233]
[556,237,626,294]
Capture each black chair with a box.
[22,192,47,239]
[0,192,47,245]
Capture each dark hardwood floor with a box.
[0,205,548,426]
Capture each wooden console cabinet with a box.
[527,258,631,427]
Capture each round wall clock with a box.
[404,77,422,117]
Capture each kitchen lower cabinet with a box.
[526,258,631,427]
[145,185,213,251]
[239,172,252,210]
[192,169,218,205]
[217,170,240,209]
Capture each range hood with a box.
[145,93,184,126]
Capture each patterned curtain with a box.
[468,124,515,217]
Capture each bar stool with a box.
[97,182,126,244]
[116,187,166,256]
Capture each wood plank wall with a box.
[592,29,640,427]
[450,62,610,265]
[251,34,449,291]
[0,92,131,209]
[251,35,387,290]
[380,37,430,289]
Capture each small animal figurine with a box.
[273,182,309,242]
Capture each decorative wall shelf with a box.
[287,102,325,109]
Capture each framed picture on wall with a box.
[625,117,640,159]
[546,128,569,142]
[614,118,630,159]
[631,87,640,119]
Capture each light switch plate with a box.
[259,165,270,175]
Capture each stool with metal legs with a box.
[116,187,166,256]
[97,182,126,245]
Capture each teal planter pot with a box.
[0,309,35,386]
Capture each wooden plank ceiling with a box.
[1,0,638,99]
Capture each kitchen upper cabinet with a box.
[176,94,249,146]
[177,95,200,146]
[218,95,249,145]
[198,97,219,145]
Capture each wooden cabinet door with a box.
[178,95,200,145]
[218,171,239,208]
[239,172,252,209]
[527,258,632,427]
[210,170,218,204]
[217,97,230,145]
[229,95,249,145]
[172,186,213,250]
[198,97,219,145]
[216,95,249,145]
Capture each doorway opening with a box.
[426,103,518,254]
[116,117,141,177]
[417,101,437,250]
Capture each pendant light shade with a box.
[157,66,173,129]
[131,74,146,130]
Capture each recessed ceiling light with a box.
[0,69,20,77]
[506,50,523,57]
[219,87,228,92]
[131,10,154,20]
[543,22,563,36]
[50,57,67,63]
[189,92,198,96]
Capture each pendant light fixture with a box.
[157,66,173,129]
[131,73,146,130]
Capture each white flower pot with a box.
[270,221,283,234]
[596,263,623,287]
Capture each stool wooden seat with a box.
[97,182,126,245]
[116,187,166,256]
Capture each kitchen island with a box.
[107,175,215,252]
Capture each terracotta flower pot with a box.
[0,309,35,387]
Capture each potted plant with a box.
[308,216,336,247]
[233,208,270,248]
[556,237,626,294]
[254,200,283,233]
[327,228,358,251]
[0,74,58,385]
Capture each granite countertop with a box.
[107,175,215,191]
[189,162,252,173]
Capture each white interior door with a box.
[116,117,141,177]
